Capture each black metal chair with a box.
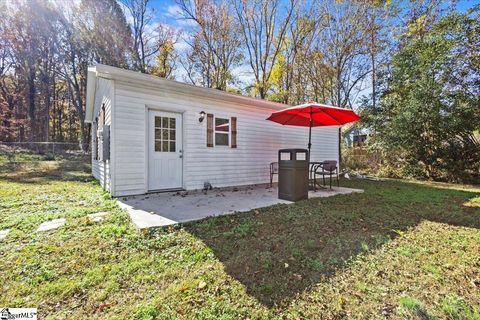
[309,161,323,190]
[269,162,278,187]
[314,160,339,189]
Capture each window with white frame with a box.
[214,117,230,146]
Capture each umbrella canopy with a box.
[266,102,360,157]
[267,102,360,126]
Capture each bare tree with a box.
[314,1,372,108]
[121,0,157,73]
[177,0,242,90]
[269,3,322,104]
[361,0,398,110]
[234,0,297,98]
[149,24,181,79]
[0,11,25,141]
[305,49,335,104]
[2,0,63,141]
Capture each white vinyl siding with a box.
[111,81,339,196]
[91,77,113,191]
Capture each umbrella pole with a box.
[308,110,313,191]
[308,109,312,161]
[308,124,312,160]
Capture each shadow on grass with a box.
[0,159,92,183]
[184,179,480,307]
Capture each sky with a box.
[149,0,480,28]
[148,0,186,25]
[146,0,480,62]
[137,0,480,100]
[149,0,197,30]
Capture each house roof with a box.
[85,64,291,123]
[343,122,369,136]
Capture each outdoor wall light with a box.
[199,111,206,123]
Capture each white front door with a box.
[148,110,183,190]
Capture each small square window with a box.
[214,117,229,146]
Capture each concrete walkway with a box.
[118,185,363,229]
[0,211,109,241]
[37,218,66,232]
[0,229,10,240]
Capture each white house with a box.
[85,64,340,197]
[343,123,369,148]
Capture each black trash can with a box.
[278,148,309,201]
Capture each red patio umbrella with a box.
[266,102,360,158]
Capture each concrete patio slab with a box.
[119,185,363,229]
[37,218,66,232]
[0,229,10,240]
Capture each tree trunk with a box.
[370,13,376,110]
[259,86,265,99]
[28,67,36,142]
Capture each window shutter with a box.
[206,113,214,147]
[231,117,237,148]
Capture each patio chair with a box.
[269,162,278,187]
[314,160,339,189]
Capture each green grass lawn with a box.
[0,161,479,319]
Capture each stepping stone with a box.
[87,211,108,222]
[0,229,10,240]
[37,218,66,232]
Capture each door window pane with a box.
[155,140,161,152]
[162,141,169,152]
[162,117,169,128]
[170,141,176,152]
[155,117,161,127]
[162,129,169,140]
[169,118,176,129]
